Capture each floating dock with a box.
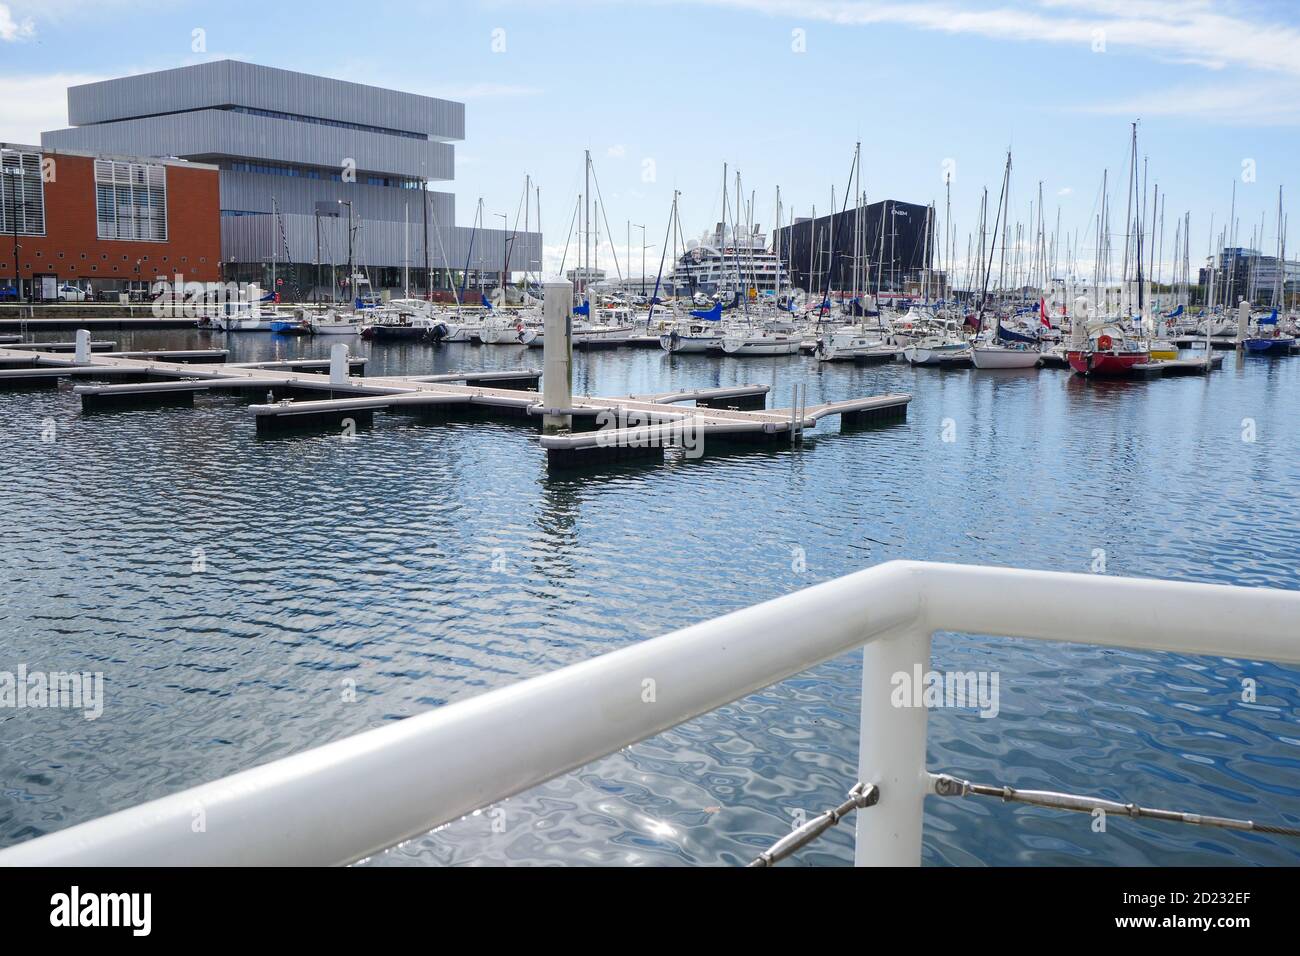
[1172,335,1241,351]
[0,323,910,469]
[1130,354,1224,377]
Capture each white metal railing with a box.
[1,561,1297,867]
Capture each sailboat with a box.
[964,153,1037,369]
[902,326,973,366]
[1244,188,1297,355]
[1067,124,1151,376]
[209,288,284,331]
[1244,309,1296,354]
[269,315,311,335]
[650,191,725,353]
[815,147,889,362]
[720,322,802,356]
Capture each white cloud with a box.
[0,72,106,143]
[1057,186,1073,196]
[607,144,627,158]
[695,0,1300,77]
[0,3,35,40]
[1080,80,1300,126]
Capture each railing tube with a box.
[854,626,932,866]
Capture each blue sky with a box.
[3,0,1299,278]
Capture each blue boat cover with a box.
[998,323,1040,344]
[1260,309,1278,325]
[573,299,590,316]
[690,302,723,321]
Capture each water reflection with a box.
[0,328,1297,866]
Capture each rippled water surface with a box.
[1,329,1297,866]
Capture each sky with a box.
[2,0,1299,280]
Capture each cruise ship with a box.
[668,223,787,296]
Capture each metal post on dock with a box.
[74,329,91,364]
[329,343,349,386]
[542,279,573,435]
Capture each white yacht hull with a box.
[444,325,480,343]
[816,332,884,362]
[660,333,721,353]
[971,346,1040,369]
[904,344,973,366]
[721,335,802,356]
[480,322,524,344]
[211,315,277,331]
[309,317,363,334]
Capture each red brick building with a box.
[1,144,220,300]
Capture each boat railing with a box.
[1,560,1297,867]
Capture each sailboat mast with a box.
[584,149,591,300]
[944,173,951,303]
[774,185,782,300]
[852,141,861,303]
[422,180,430,297]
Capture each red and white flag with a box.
[1039,298,1051,328]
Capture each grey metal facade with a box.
[217,171,454,224]
[40,60,540,279]
[44,110,455,181]
[222,214,542,278]
[65,60,464,142]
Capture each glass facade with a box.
[95,159,168,241]
[0,149,46,236]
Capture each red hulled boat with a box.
[1067,332,1149,377]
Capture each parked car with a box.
[0,285,18,301]
[57,284,89,302]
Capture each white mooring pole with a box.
[74,328,91,364]
[1236,297,1250,346]
[542,278,573,434]
[329,342,349,386]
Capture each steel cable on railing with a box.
[932,774,1300,838]
[747,783,878,867]
[747,772,1300,867]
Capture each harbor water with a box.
[1,330,1298,865]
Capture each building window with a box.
[95,159,168,241]
[0,149,46,237]
[224,105,427,141]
